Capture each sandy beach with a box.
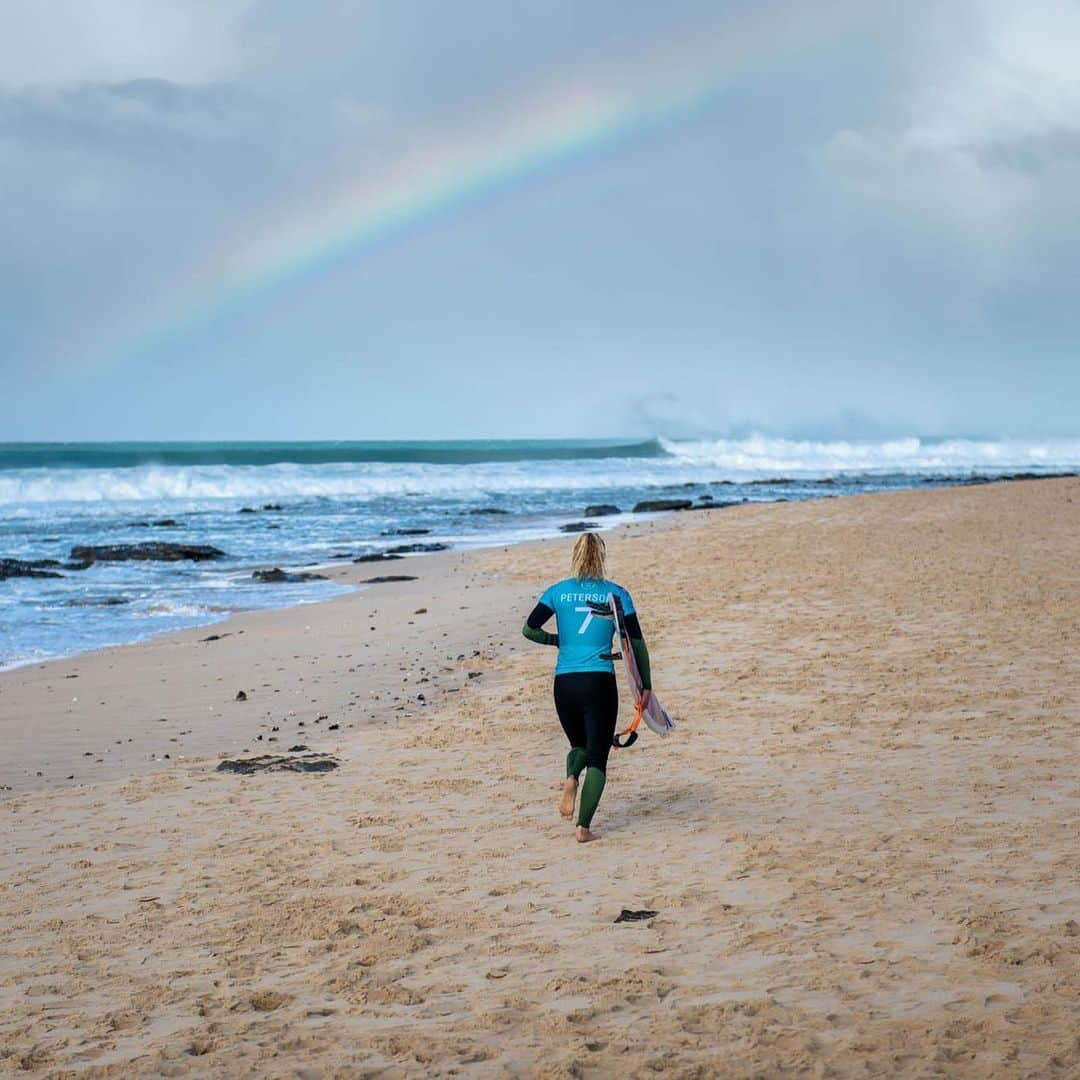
[1,478,1078,1077]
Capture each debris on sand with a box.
[216,753,338,775]
[614,909,658,923]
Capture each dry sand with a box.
[1,479,1078,1077]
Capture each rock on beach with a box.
[631,499,693,513]
[70,543,227,563]
[252,568,329,584]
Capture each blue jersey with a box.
[538,577,636,676]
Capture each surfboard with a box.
[607,592,675,737]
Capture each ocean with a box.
[1,435,1077,669]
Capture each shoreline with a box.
[1,472,1077,794]
[0,503,704,795]
[0,543,538,794]
[0,507,643,677]
[1,477,1077,1074]
[3,465,1077,677]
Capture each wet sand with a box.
[0,551,534,794]
[1,479,1078,1077]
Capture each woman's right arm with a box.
[623,611,651,690]
[522,602,559,646]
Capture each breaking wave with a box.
[0,436,1077,506]
[657,435,1080,472]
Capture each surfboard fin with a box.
[586,600,614,618]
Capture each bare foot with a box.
[558,777,578,819]
[575,826,601,843]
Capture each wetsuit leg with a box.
[566,748,587,780]
[578,769,606,829]
[582,673,619,773]
[553,677,587,779]
[554,673,619,828]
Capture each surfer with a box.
[522,532,651,843]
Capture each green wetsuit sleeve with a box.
[524,600,558,646]
[630,636,651,690]
[522,624,559,646]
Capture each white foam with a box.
[136,602,214,618]
[657,435,1080,473]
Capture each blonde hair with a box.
[571,532,606,581]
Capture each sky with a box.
[1,0,1078,441]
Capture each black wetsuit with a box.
[524,600,649,828]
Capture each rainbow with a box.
[117,2,862,361]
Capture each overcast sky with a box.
[2,1,1078,440]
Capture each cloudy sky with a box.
[2,0,1078,440]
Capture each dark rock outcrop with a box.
[353,552,404,563]
[1,558,64,580]
[631,499,693,513]
[560,521,598,533]
[584,504,621,517]
[468,507,509,515]
[381,527,430,536]
[681,500,741,511]
[252,568,329,583]
[386,542,449,554]
[361,574,418,584]
[70,543,226,563]
[999,471,1078,482]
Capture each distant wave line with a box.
[0,438,667,471]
